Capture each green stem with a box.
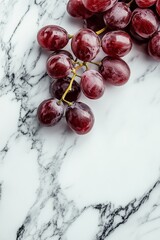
[96,27,107,35]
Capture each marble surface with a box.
[0,0,160,239]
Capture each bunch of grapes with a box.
[37,0,160,135]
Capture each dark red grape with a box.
[37,99,64,126]
[156,0,160,17]
[71,28,101,62]
[102,30,132,57]
[81,70,105,99]
[37,25,69,51]
[135,0,156,8]
[67,0,93,19]
[148,31,160,61]
[51,50,73,59]
[131,9,158,39]
[50,77,81,102]
[46,54,73,79]
[83,13,106,32]
[65,102,94,135]
[82,0,117,12]
[99,56,130,86]
[103,2,132,29]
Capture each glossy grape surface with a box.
[46,54,73,79]
[135,0,157,8]
[65,102,95,135]
[37,25,69,51]
[131,9,158,39]
[50,78,81,102]
[71,29,100,61]
[37,99,64,126]
[103,2,132,29]
[148,32,160,61]
[51,50,73,59]
[67,0,93,19]
[99,57,130,86]
[81,70,105,99]
[82,0,117,12]
[102,30,132,57]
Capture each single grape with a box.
[51,50,74,59]
[99,56,130,86]
[71,28,101,62]
[50,77,81,102]
[65,102,95,135]
[67,0,93,19]
[103,2,132,29]
[131,9,158,39]
[37,25,69,51]
[135,0,157,8]
[148,31,160,61]
[156,0,160,16]
[46,54,73,79]
[102,30,132,57]
[83,13,106,32]
[82,0,117,12]
[37,99,64,126]
[81,70,105,99]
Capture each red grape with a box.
[82,0,117,12]
[103,2,132,29]
[135,0,157,8]
[37,99,64,126]
[65,102,95,135]
[148,31,160,61]
[81,70,105,99]
[67,0,93,19]
[51,50,73,59]
[102,30,132,57]
[99,56,130,86]
[37,25,69,51]
[156,0,160,16]
[46,54,73,79]
[131,9,158,39]
[71,28,100,62]
[50,77,81,102]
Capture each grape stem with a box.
[96,27,107,35]
[59,70,77,106]
[68,34,74,39]
[126,0,134,7]
[89,61,101,67]
[59,62,89,105]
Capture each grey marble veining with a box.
[0,0,160,240]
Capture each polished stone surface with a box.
[0,1,160,240]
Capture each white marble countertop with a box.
[0,0,160,240]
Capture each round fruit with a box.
[156,0,160,16]
[102,30,132,57]
[131,9,158,39]
[37,99,64,126]
[71,28,101,61]
[99,57,130,86]
[37,25,69,51]
[103,2,132,29]
[65,102,95,135]
[135,0,157,8]
[148,32,160,61]
[82,0,117,12]
[50,77,81,102]
[46,54,73,79]
[67,0,93,19]
[81,70,105,99]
